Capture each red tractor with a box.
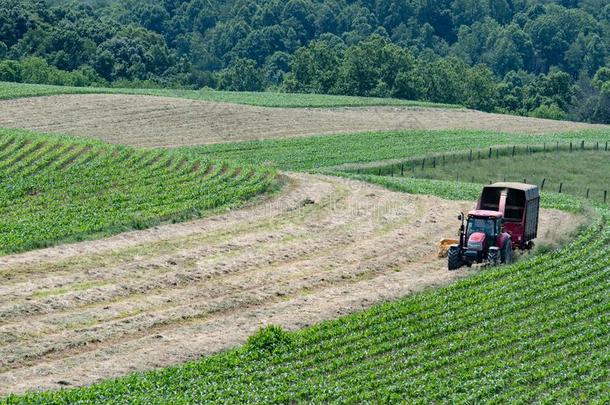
[448,183,540,270]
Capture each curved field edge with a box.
[0,82,458,109]
[6,190,608,402]
[187,129,610,171]
[0,128,279,255]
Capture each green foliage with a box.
[246,325,294,357]
[1,0,609,122]
[218,58,264,91]
[529,104,567,120]
[10,210,609,402]
[0,129,276,255]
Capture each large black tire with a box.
[488,247,500,267]
[448,246,462,270]
[502,239,514,265]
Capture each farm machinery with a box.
[443,183,540,270]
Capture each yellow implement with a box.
[437,238,459,258]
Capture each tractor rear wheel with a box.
[448,246,462,270]
[488,247,500,266]
[502,240,513,265]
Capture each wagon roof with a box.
[486,182,540,200]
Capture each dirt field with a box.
[0,174,580,394]
[0,94,606,147]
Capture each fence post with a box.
[559,183,563,193]
[605,190,608,204]
[477,150,481,160]
[496,149,499,159]
[512,146,516,157]
[378,168,381,176]
[471,176,475,183]
[421,158,426,170]
[581,140,584,150]
[433,157,436,168]
[586,188,590,199]
[524,178,527,184]
[401,163,404,176]
[596,142,599,151]
[488,147,492,159]
[391,165,394,177]
[541,178,546,190]
[469,149,473,162]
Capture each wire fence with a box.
[344,140,610,204]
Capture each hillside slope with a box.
[0,94,606,147]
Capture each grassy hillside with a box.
[0,82,457,108]
[0,129,276,254]
[188,129,610,171]
[9,198,608,403]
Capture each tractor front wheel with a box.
[448,246,462,270]
[488,247,500,266]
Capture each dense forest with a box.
[0,0,609,122]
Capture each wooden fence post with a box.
[559,183,563,193]
[605,190,608,204]
[570,142,573,152]
[541,178,546,190]
[586,188,590,199]
[421,158,426,170]
[433,157,436,168]
[488,147,492,159]
[581,140,584,150]
[400,163,404,176]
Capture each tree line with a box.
[0,0,608,123]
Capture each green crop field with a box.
[188,129,610,171]
[9,196,608,403]
[0,82,457,108]
[0,129,276,254]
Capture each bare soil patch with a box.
[0,173,580,395]
[0,94,606,147]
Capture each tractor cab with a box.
[465,210,504,241]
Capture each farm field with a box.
[0,94,607,147]
[0,86,608,402]
[0,128,276,254]
[0,173,581,395]
[0,81,455,108]
[14,211,607,403]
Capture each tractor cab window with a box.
[467,217,496,238]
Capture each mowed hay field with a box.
[0,94,607,147]
[0,173,580,394]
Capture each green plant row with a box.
[0,129,277,255]
[0,82,457,109]
[9,207,608,403]
[188,129,610,171]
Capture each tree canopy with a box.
[1,0,609,122]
